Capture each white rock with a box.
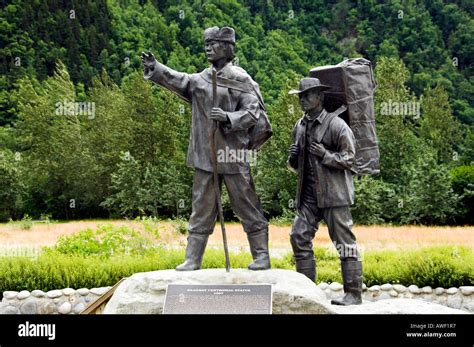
[90,287,108,296]
[446,287,458,295]
[58,302,72,314]
[17,290,30,300]
[62,288,75,296]
[329,282,343,291]
[37,300,57,314]
[380,283,392,291]
[393,284,407,293]
[362,293,374,302]
[0,305,19,314]
[317,282,329,290]
[73,303,86,314]
[20,300,37,314]
[434,287,445,295]
[435,295,447,306]
[447,294,462,309]
[104,269,333,314]
[31,290,45,298]
[47,290,62,298]
[77,288,89,296]
[332,298,467,314]
[362,283,367,291]
[368,285,380,292]
[459,286,474,296]
[408,285,420,294]
[3,291,18,300]
[103,271,473,315]
[421,286,432,294]
[465,302,474,312]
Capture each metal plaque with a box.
[163,284,272,314]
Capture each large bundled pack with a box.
[310,58,380,175]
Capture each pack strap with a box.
[199,71,266,111]
[315,105,347,143]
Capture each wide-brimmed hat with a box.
[204,26,236,44]
[289,77,331,94]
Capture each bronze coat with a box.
[288,107,356,208]
[145,61,260,174]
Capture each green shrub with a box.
[46,223,164,258]
[352,176,397,224]
[0,246,471,293]
[170,216,188,235]
[362,246,473,287]
[19,214,33,230]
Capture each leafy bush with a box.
[7,214,34,230]
[19,214,33,230]
[392,144,458,225]
[46,223,164,258]
[352,176,397,225]
[169,217,189,235]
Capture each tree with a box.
[0,149,24,221]
[14,62,96,218]
[420,84,462,165]
[254,73,302,217]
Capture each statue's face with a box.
[299,89,323,112]
[205,40,226,62]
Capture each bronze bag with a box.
[310,58,380,175]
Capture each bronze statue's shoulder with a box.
[226,65,254,85]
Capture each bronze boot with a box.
[295,257,316,282]
[176,233,209,271]
[331,259,363,305]
[247,230,271,270]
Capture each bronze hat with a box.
[204,26,236,44]
[289,77,331,94]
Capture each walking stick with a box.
[210,68,231,272]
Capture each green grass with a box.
[0,246,472,294]
[1,223,471,294]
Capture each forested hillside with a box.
[1,0,473,225]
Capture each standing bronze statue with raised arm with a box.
[141,26,272,271]
[288,77,363,305]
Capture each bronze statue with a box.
[141,26,271,271]
[288,77,363,305]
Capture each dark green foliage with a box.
[0,1,472,225]
[0,148,24,221]
[450,165,474,225]
[254,73,302,218]
[351,176,397,225]
[2,0,472,124]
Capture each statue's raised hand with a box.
[141,51,157,77]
